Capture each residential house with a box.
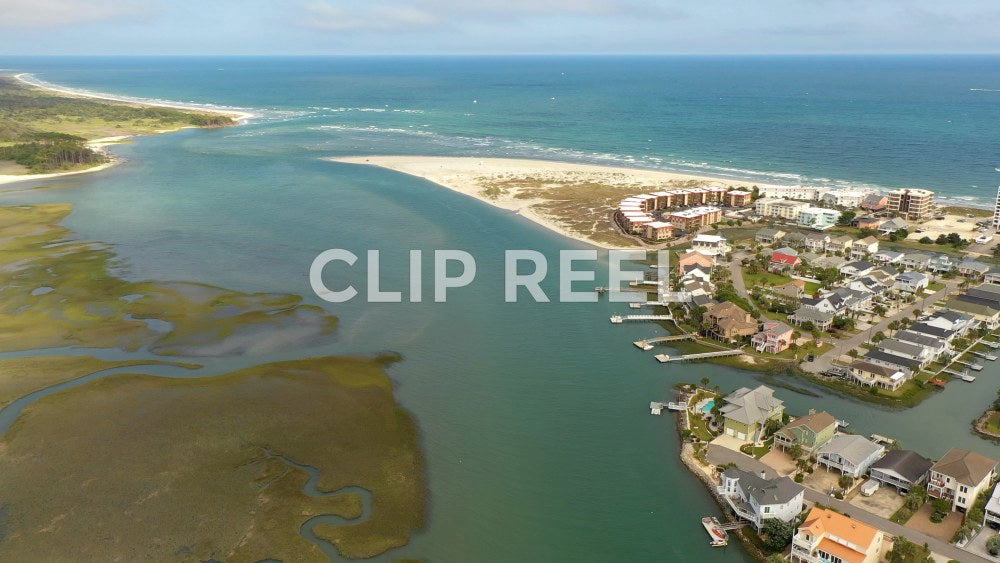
[942,298,1000,330]
[828,287,873,312]
[768,280,806,302]
[704,301,758,342]
[849,360,910,392]
[789,307,834,331]
[847,276,886,296]
[985,267,1000,286]
[822,189,871,208]
[676,251,715,273]
[959,259,991,279]
[876,217,909,235]
[894,330,950,359]
[894,271,929,294]
[850,236,879,259]
[861,350,921,376]
[928,254,955,274]
[907,322,959,344]
[839,260,875,278]
[901,252,932,271]
[800,295,839,315]
[860,193,889,212]
[853,216,884,230]
[984,484,1000,530]
[755,228,786,245]
[790,507,884,563]
[719,385,785,443]
[752,321,795,353]
[769,251,801,272]
[876,338,932,368]
[869,450,933,493]
[927,448,998,513]
[812,255,847,270]
[681,264,712,284]
[690,233,729,257]
[782,231,807,248]
[803,234,830,253]
[825,234,853,255]
[773,410,837,454]
[958,283,1000,310]
[718,468,805,532]
[798,207,841,231]
[924,310,972,335]
[815,434,885,478]
[873,249,904,265]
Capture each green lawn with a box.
[743,270,796,289]
[985,412,1000,435]
[927,281,945,292]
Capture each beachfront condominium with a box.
[821,188,873,209]
[993,186,1000,232]
[667,206,722,234]
[797,207,841,231]
[758,185,824,201]
[755,198,810,221]
[887,188,934,220]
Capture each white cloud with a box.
[302,2,439,31]
[0,0,146,28]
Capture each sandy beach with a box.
[329,155,759,248]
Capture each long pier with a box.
[655,349,745,363]
[611,314,671,324]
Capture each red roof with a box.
[770,252,801,266]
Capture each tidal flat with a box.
[0,203,337,355]
[0,355,425,561]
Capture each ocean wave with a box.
[308,106,424,114]
[970,88,1000,92]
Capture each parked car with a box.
[976,235,994,244]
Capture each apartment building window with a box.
[960,485,969,493]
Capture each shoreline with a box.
[0,75,254,187]
[328,155,760,249]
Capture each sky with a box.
[0,0,999,55]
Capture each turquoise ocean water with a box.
[1,56,999,561]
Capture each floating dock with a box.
[666,401,687,411]
[973,351,998,361]
[701,517,729,547]
[983,340,1000,350]
[655,349,744,363]
[870,434,895,446]
[836,419,850,429]
[945,369,976,382]
[956,359,984,371]
[634,341,655,351]
[611,314,672,324]
[650,402,665,415]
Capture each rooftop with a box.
[871,450,933,483]
[931,448,998,486]
[722,467,803,506]
[817,434,883,465]
[799,507,879,560]
[719,385,784,426]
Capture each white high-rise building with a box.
[993,186,1000,233]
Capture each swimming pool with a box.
[701,400,715,414]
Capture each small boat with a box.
[836,419,850,429]
[702,517,728,547]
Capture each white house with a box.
[894,271,929,294]
[901,252,932,271]
[873,249,904,264]
[850,236,879,259]
[928,448,998,513]
[690,234,730,257]
[894,329,950,359]
[821,188,872,208]
[717,468,805,532]
[876,338,933,368]
[839,260,874,278]
[984,482,1000,530]
[815,435,885,478]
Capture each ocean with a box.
[2,56,1000,561]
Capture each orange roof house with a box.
[791,507,883,563]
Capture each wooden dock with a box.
[956,359,984,371]
[983,340,1000,350]
[655,349,744,363]
[944,368,976,382]
[650,402,665,415]
[611,314,671,324]
[634,334,697,350]
[973,350,998,361]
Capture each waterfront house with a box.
[876,338,932,368]
[802,233,830,253]
[860,193,889,212]
[690,233,729,257]
[927,448,998,513]
[717,467,804,532]
[928,254,955,274]
[876,217,909,235]
[825,235,853,255]
[850,236,879,260]
[942,298,1000,330]
[751,320,794,353]
[839,261,874,278]
[924,310,973,335]
[985,267,1000,286]
[755,228,785,245]
[790,507,884,563]
[959,259,991,279]
[907,322,959,344]
[798,208,840,231]
[815,434,885,478]
[773,410,836,453]
[676,251,715,273]
[849,360,910,392]
[873,249,904,265]
[719,385,784,443]
[703,301,758,342]
[869,450,932,493]
[769,251,801,272]
[861,350,920,376]
[959,283,1000,310]
[789,307,834,332]
[782,231,807,248]
[894,330,950,359]
[984,485,1000,530]
[894,271,929,293]
[901,252,932,271]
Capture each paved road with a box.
[729,252,750,299]
[705,443,990,563]
[802,279,961,374]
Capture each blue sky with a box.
[1,0,998,55]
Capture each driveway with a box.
[965,527,1000,562]
[849,486,906,519]
[803,279,961,374]
[760,448,797,476]
[905,503,964,543]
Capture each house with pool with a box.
[719,385,784,443]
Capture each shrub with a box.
[794,474,804,483]
[988,535,1000,557]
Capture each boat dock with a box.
[956,359,984,371]
[650,402,666,415]
[870,433,895,446]
[944,369,976,382]
[667,401,687,411]
[655,349,744,363]
[973,351,998,361]
[611,314,672,324]
[633,334,698,350]
[701,517,729,547]
[983,340,1000,350]
[836,419,850,429]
